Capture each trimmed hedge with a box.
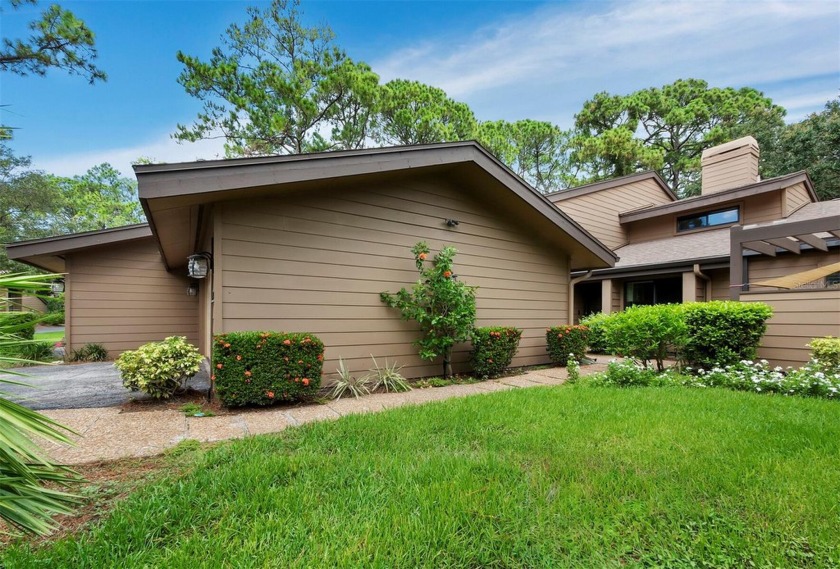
[546,325,589,366]
[470,326,522,378]
[213,331,324,407]
[0,312,38,340]
[682,301,773,370]
[809,336,840,371]
[579,312,610,353]
[603,304,687,372]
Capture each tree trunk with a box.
[443,349,453,378]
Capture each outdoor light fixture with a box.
[187,252,212,279]
[187,283,199,297]
[445,218,460,227]
[50,281,65,295]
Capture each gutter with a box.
[569,270,593,324]
[693,263,711,302]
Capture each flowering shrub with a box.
[579,312,610,353]
[116,336,204,399]
[603,304,686,371]
[688,360,840,399]
[587,358,839,401]
[808,337,840,372]
[0,312,38,340]
[682,301,773,369]
[381,242,476,378]
[470,326,522,378]
[566,355,581,383]
[213,331,324,407]
[546,325,588,366]
[586,359,674,388]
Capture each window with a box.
[827,272,840,288]
[677,206,739,232]
[624,277,682,307]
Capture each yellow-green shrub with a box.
[116,336,204,399]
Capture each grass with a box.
[33,330,64,344]
[3,387,840,567]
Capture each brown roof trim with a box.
[619,172,816,223]
[136,141,617,267]
[5,224,152,259]
[546,171,677,203]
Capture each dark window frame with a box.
[676,206,740,233]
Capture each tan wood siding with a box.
[707,268,730,301]
[784,183,811,217]
[742,194,783,224]
[741,289,840,368]
[218,179,571,379]
[66,238,198,356]
[553,179,671,250]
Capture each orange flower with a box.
[244,370,252,377]
[302,378,310,386]
[236,355,242,361]
[224,343,231,348]
[210,374,216,381]
[284,357,289,362]
[216,363,223,369]
[283,339,291,346]
[443,270,452,278]
[266,391,275,399]
[418,252,427,260]
[317,354,324,361]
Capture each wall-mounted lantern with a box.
[50,281,65,295]
[445,218,460,228]
[187,252,212,279]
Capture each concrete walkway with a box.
[39,363,607,465]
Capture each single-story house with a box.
[549,136,840,367]
[6,142,616,378]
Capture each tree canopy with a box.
[572,79,786,196]
[0,0,105,83]
[0,143,144,272]
[175,0,380,156]
[762,98,839,201]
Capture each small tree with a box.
[381,242,476,378]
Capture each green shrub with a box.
[603,304,686,372]
[0,312,38,340]
[69,343,108,362]
[682,301,773,370]
[116,336,204,399]
[213,331,324,407]
[579,312,611,353]
[40,312,65,326]
[808,337,840,372]
[44,293,64,314]
[17,341,55,364]
[546,325,589,366]
[470,326,522,378]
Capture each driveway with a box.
[3,362,211,410]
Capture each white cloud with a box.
[33,133,227,178]
[373,0,839,125]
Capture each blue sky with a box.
[2,0,838,177]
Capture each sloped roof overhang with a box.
[5,224,152,272]
[619,172,816,223]
[134,141,618,272]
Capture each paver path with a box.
[38,363,608,465]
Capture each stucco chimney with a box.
[700,136,760,195]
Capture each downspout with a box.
[569,270,594,324]
[693,264,711,302]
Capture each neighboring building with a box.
[7,142,615,378]
[550,136,840,367]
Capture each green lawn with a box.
[5,387,840,568]
[33,330,64,344]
